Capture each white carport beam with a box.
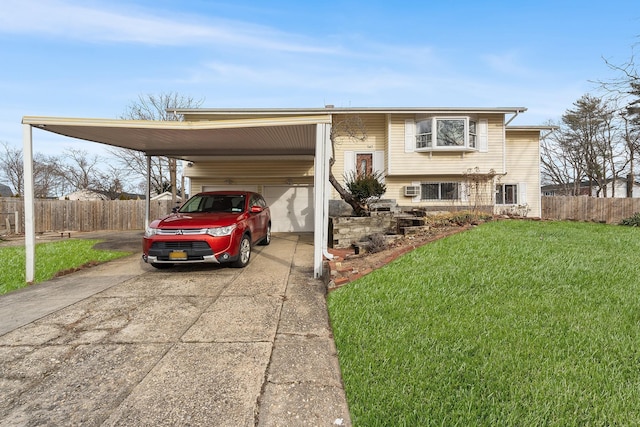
[22,124,35,283]
[314,122,333,278]
[145,155,151,230]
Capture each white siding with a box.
[331,114,387,200]
[388,114,506,176]
[186,159,314,195]
[504,130,541,217]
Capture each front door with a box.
[356,153,373,176]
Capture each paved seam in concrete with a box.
[0,233,351,426]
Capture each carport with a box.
[21,114,334,282]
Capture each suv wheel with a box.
[232,234,251,268]
[259,224,271,246]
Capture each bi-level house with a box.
[176,107,548,232]
[22,106,548,279]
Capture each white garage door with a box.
[263,186,314,232]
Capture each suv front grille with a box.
[152,241,211,250]
[156,228,208,236]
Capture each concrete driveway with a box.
[0,233,351,426]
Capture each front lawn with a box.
[0,239,130,295]
[327,220,640,426]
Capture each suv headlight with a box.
[144,227,158,237]
[207,225,236,237]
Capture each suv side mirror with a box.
[250,206,263,213]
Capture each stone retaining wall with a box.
[329,214,396,249]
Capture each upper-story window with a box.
[416,117,477,150]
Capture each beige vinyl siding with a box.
[384,177,494,210]
[504,129,541,217]
[331,114,387,199]
[185,159,314,195]
[387,114,506,176]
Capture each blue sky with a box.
[1,0,639,156]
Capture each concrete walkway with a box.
[0,233,351,426]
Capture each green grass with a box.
[327,220,640,426]
[0,240,130,295]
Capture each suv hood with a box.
[152,212,243,229]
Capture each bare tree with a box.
[107,148,171,196]
[563,95,608,195]
[58,148,103,191]
[595,44,640,188]
[33,153,64,198]
[543,95,630,197]
[328,115,372,216]
[114,92,204,203]
[93,164,132,199]
[540,123,583,192]
[0,142,23,195]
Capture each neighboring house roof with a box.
[60,189,109,201]
[150,192,182,202]
[0,183,13,197]
[117,192,146,200]
[542,178,640,196]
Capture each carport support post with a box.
[144,155,151,230]
[22,124,36,283]
[313,122,332,278]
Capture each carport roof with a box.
[22,114,332,159]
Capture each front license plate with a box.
[169,250,188,260]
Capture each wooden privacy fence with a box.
[3,196,640,234]
[542,196,640,224]
[0,198,175,233]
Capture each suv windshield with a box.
[179,195,246,213]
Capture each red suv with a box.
[143,191,271,269]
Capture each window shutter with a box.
[405,119,415,153]
[478,119,488,153]
[518,182,527,205]
[343,151,355,177]
[373,151,385,182]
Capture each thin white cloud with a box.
[480,50,535,77]
[1,0,334,53]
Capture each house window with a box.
[496,184,518,204]
[469,120,477,148]
[415,117,477,150]
[421,182,460,200]
[416,120,432,148]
